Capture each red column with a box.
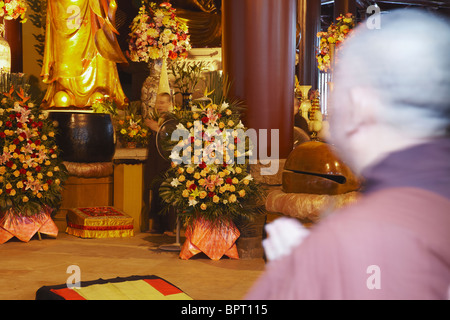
[334,0,357,19]
[222,0,296,159]
[4,19,23,73]
[297,0,321,89]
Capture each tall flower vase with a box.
[298,85,312,123]
[0,21,11,73]
[141,59,163,116]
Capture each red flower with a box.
[201,117,209,124]
[0,132,5,138]
[5,121,12,127]
[226,178,233,185]
[6,161,13,168]
[168,50,178,60]
[47,179,53,185]
[35,166,41,172]
[189,184,197,190]
[13,138,20,145]
[19,168,27,175]
[199,162,207,169]
[208,192,215,198]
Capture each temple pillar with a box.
[297,0,321,89]
[4,19,22,73]
[222,0,296,159]
[334,0,357,19]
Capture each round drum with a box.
[48,112,115,163]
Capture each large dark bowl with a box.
[48,112,115,163]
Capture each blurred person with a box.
[246,9,450,299]
[143,92,176,235]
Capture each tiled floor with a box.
[0,231,266,300]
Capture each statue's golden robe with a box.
[41,0,127,108]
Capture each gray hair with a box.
[333,9,450,137]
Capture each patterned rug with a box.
[35,275,192,300]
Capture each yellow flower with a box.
[177,167,184,174]
[182,189,190,197]
[37,192,42,198]
[199,191,207,199]
[42,135,48,141]
[193,113,199,119]
[198,179,206,186]
[43,184,49,191]
[193,172,201,180]
[55,179,61,185]
[6,183,12,189]
[54,166,60,172]
[238,190,246,197]
[235,167,242,174]
[229,194,237,203]
[200,203,207,210]
[343,17,353,23]
[243,179,249,185]
[10,189,16,196]
[213,195,220,203]
[186,122,193,128]
[185,180,194,188]
[0,166,5,175]
[227,120,234,127]
[232,177,239,184]
[219,122,225,129]
[13,170,20,177]
[49,131,55,137]
[186,167,194,174]
[226,109,232,116]
[22,196,29,203]
[45,160,51,166]
[47,171,54,177]
[16,181,23,189]
[120,129,127,135]
[178,175,186,182]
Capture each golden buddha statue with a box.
[171,0,222,47]
[40,0,128,109]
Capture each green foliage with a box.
[169,60,209,95]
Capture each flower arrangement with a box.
[0,88,68,216]
[91,95,118,117]
[316,13,355,72]
[116,114,149,147]
[159,77,265,224]
[127,1,191,63]
[0,0,27,23]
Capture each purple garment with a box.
[246,139,450,300]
